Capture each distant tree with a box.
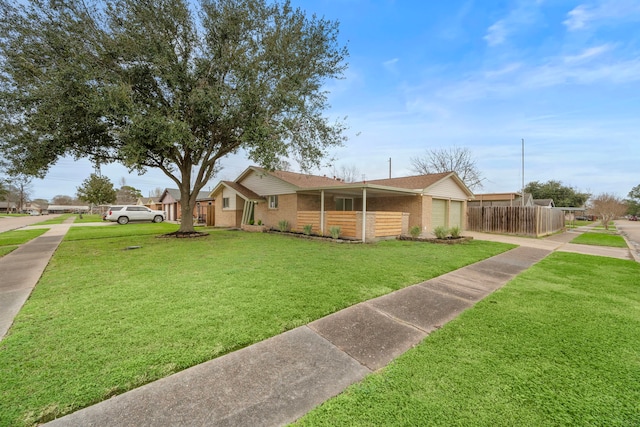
[590,193,627,230]
[524,180,589,207]
[150,188,164,198]
[626,184,640,216]
[52,195,76,205]
[31,198,49,208]
[332,164,360,183]
[116,186,143,204]
[3,174,32,211]
[410,146,484,191]
[115,178,143,204]
[76,174,117,206]
[0,0,348,234]
[0,179,8,201]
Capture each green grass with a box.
[565,219,592,228]
[0,246,17,256]
[571,232,628,248]
[296,252,640,426]
[73,214,104,223]
[33,214,74,225]
[0,228,513,426]
[0,228,49,247]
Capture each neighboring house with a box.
[468,192,534,207]
[0,201,17,213]
[533,199,555,208]
[159,188,211,221]
[210,166,473,242]
[47,205,89,213]
[23,203,41,215]
[136,197,163,211]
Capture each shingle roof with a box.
[222,181,263,200]
[364,172,453,190]
[252,167,346,189]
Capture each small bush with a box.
[257,219,262,225]
[450,225,461,238]
[433,226,449,239]
[303,224,313,235]
[409,226,421,238]
[329,226,341,239]
[278,220,290,232]
[249,219,254,225]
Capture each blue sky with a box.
[31,0,640,201]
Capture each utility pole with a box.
[521,138,525,207]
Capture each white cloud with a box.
[564,0,640,31]
[483,2,543,47]
[383,58,400,73]
[484,21,507,46]
[563,44,613,63]
[564,4,591,30]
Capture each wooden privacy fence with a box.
[467,206,565,237]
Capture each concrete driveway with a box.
[616,219,640,261]
[0,214,62,233]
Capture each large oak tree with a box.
[0,0,348,233]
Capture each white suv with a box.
[104,205,166,225]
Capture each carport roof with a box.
[297,183,422,198]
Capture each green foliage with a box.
[329,226,341,239]
[278,220,290,232]
[76,174,117,206]
[297,253,640,426]
[449,225,461,238]
[0,229,48,247]
[433,226,449,239]
[257,219,263,226]
[409,225,421,238]
[0,229,512,425]
[303,224,313,235]
[0,0,348,233]
[525,180,590,207]
[571,232,628,248]
[626,184,640,215]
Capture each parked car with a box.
[630,215,638,221]
[104,205,166,224]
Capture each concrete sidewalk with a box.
[0,220,74,340]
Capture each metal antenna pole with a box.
[521,138,525,207]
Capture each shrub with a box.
[450,225,461,238]
[329,226,341,239]
[302,224,313,235]
[433,226,449,239]
[249,219,254,225]
[409,226,421,238]
[278,220,290,232]
[257,219,262,226]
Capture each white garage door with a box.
[432,199,447,229]
[450,201,463,228]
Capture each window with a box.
[269,195,279,209]
[335,198,353,211]
[222,197,230,208]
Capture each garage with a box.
[432,199,448,229]
[449,200,464,228]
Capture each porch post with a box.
[362,187,367,243]
[320,190,325,235]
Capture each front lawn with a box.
[571,231,628,248]
[0,227,513,426]
[296,252,640,426]
[0,229,49,257]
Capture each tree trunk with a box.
[178,184,196,233]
